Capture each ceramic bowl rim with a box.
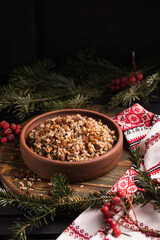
[20,109,123,166]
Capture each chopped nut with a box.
[19,182,24,187]
[37,178,41,182]
[29,177,35,181]
[20,186,27,190]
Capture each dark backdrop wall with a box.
[0,0,160,77]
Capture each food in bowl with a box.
[27,114,117,162]
[20,109,123,182]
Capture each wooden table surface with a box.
[0,102,160,240]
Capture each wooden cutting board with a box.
[0,105,132,198]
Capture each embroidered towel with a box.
[57,103,160,240]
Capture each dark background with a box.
[0,2,160,238]
[0,0,160,78]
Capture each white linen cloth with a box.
[57,103,160,240]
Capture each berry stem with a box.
[132,50,136,74]
[127,195,138,224]
[118,196,160,237]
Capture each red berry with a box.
[110,196,121,206]
[101,205,109,215]
[121,76,128,84]
[135,72,143,81]
[112,227,121,238]
[0,120,7,127]
[104,211,113,219]
[104,202,111,208]
[114,79,121,85]
[106,217,112,224]
[16,124,21,129]
[117,189,126,198]
[1,137,7,144]
[7,134,15,142]
[107,219,117,229]
[10,123,17,131]
[15,128,21,135]
[3,122,10,129]
[129,76,136,84]
[4,128,12,135]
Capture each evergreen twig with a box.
[106,73,160,110]
[1,50,160,119]
[0,147,160,239]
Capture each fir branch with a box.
[128,148,160,210]
[12,94,31,120]
[49,94,89,110]
[9,58,55,85]
[0,188,15,207]
[8,191,113,240]
[62,48,130,84]
[0,187,54,212]
[0,79,89,120]
[50,173,71,200]
[1,167,160,239]
[9,208,56,240]
[0,84,20,110]
[9,220,28,240]
[1,146,160,239]
[106,84,141,110]
[1,53,159,119]
[128,147,143,169]
[106,73,160,110]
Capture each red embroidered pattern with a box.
[128,135,146,145]
[114,103,154,132]
[147,161,160,176]
[145,132,160,150]
[67,222,90,240]
[112,169,139,195]
[94,228,107,239]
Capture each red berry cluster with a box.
[0,120,21,144]
[110,72,143,92]
[101,190,126,238]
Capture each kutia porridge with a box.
[27,114,117,162]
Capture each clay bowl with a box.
[20,109,123,183]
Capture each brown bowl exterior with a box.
[20,109,123,183]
